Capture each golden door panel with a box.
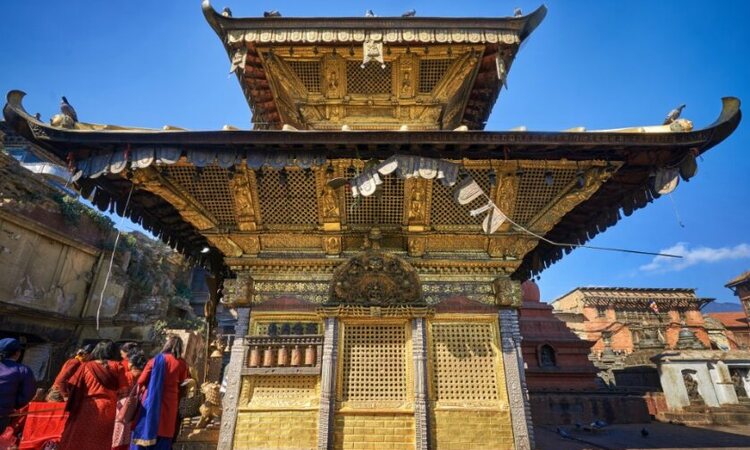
[428,318,514,449]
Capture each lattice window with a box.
[256,168,318,226]
[345,175,404,226]
[341,324,407,402]
[346,61,392,95]
[286,60,321,93]
[166,166,236,226]
[615,308,670,323]
[430,322,499,402]
[419,59,453,93]
[513,167,577,224]
[431,169,494,228]
[244,375,319,406]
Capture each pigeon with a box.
[34,112,41,121]
[574,422,582,430]
[402,9,416,17]
[263,10,281,17]
[221,7,232,17]
[60,96,77,122]
[556,427,571,439]
[514,8,523,17]
[663,104,686,125]
[592,420,608,428]
[641,427,649,437]
[365,9,376,17]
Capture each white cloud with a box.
[639,242,750,273]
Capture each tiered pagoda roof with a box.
[1,4,742,282]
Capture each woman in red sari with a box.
[131,335,190,450]
[58,340,127,450]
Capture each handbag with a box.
[116,384,140,423]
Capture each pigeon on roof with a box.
[263,10,281,17]
[365,9,376,17]
[663,104,686,125]
[60,97,77,122]
[514,8,523,17]
[221,7,232,17]
[402,9,416,17]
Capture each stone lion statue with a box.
[196,381,222,428]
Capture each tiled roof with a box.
[726,270,750,288]
[708,312,749,329]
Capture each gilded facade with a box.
[2,2,741,449]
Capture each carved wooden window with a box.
[513,167,577,224]
[430,322,499,402]
[418,58,453,93]
[431,169,494,228]
[340,323,408,402]
[345,175,404,226]
[166,166,236,226]
[287,60,321,93]
[539,344,556,367]
[256,168,318,227]
[596,306,607,318]
[346,61,392,95]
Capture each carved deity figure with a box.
[401,70,412,97]
[407,188,425,222]
[321,185,340,220]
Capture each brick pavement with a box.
[534,423,750,450]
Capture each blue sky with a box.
[2,1,748,304]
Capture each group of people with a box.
[0,335,191,450]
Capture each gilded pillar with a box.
[498,309,534,450]
[412,317,430,450]
[217,272,254,450]
[218,307,249,450]
[317,317,339,450]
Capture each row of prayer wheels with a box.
[248,345,317,368]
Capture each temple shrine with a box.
[2,2,741,449]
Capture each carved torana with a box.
[327,251,422,306]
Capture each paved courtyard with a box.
[535,423,750,450]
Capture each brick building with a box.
[552,288,712,354]
[519,281,598,390]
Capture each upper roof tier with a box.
[202,1,547,131]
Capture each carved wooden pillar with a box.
[317,317,339,450]
[412,317,430,450]
[217,272,254,450]
[498,309,534,450]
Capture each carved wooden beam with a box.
[130,167,217,231]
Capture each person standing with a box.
[131,335,190,449]
[58,340,127,450]
[118,342,139,386]
[47,344,93,402]
[0,338,35,433]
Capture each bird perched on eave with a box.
[60,96,77,122]
[221,7,232,17]
[556,427,571,439]
[402,9,416,17]
[663,104,686,125]
[365,9,377,17]
[514,8,523,17]
[263,10,281,17]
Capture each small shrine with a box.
[3,2,741,449]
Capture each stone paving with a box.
[534,423,750,450]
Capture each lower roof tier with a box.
[3,91,741,280]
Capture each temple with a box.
[2,2,741,449]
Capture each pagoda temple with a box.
[2,2,741,449]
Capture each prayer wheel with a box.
[262,346,276,367]
[248,346,261,367]
[305,345,316,366]
[277,345,290,366]
[291,345,303,366]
